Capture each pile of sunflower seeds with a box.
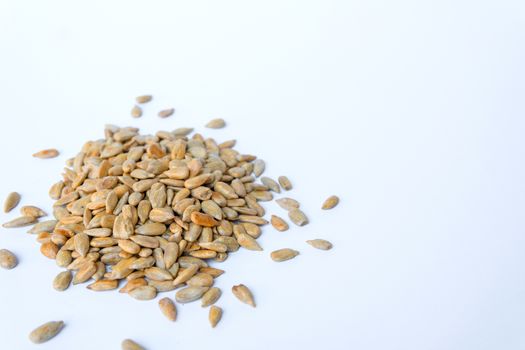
[1,103,339,346]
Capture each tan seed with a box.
[158,108,175,118]
[122,339,145,350]
[73,261,97,284]
[29,321,65,344]
[209,306,223,328]
[275,198,300,211]
[253,159,265,177]
[232,284,255,307]
[288,209,309,226]
[172,264,199,286]
[40,242,59,259]
[0,249,18,269]
[3,192,21,213]
[190,212,219,227]
[278,176,292,190]
[201,287,221,307]
[306,239,333,250]
[53,271,72,291]
[322,195,340,210]
[20,205,46,218]
[175,286,209,303]
[2,215,37,228]
[87,279,119,291]
[33,149,59,159]
[131,105,142,118]
[261,177,281,193]
[186,273,214,287]
[270,248,299,262]
[135,95,152,104]
[158,297,177,321]
[129,285,157,300]
[119,278,147,293]
[205,118,226,129]
[236,233,263,251]
[270,215,289,232]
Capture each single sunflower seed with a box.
[201,287,222,307]
[53,271,73,291]
[158,108,175,118]
[209,306,223,328]
[322,195,340,210]
[306,239,333,250]
[270,215,289,232]
[131,105,142,118]
[122,339,145,350]
[288,209,308,226]
[0,249,18,269]
[3,192,21,213]
[270,248,299,262]
[158,297,177,321]
[3,216,37,228]
[29,321,65,344]
[205,118,226,129]
[135,95,152,104]
[278,176,292,190]
[33,149,59,159]
[175,286,209,303]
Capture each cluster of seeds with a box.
[0,96,340,348]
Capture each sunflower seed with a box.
[3,192,20,213]
[87,279,119,291]
[253,159,265,177]
[29,321,65,344]
[131,105,142,118]
[20,205,46,218]
[275,198,300,211]
[175,286,209,303]
[172,264,200,285]
[158,108,175,118]
[232,284,255,307]
[205,118,226,129]
[2,216,36,228]
[0,249,17,269]
[209,306,222,328]
[53,270,73,291]
[201,287,221,307]
[288,209,308,226]
[135,95,152,104]
[278,176,292,190]
[159,297,177,321]
[33,149,59,159]
[322,195,339,210]
[270,248,299,262]
[270,215,289,232]
[122,339,145,350]
[261,177,280,193]
[129,285,157,300]
[306,239,333,250]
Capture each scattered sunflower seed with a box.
[158,297,177,321]
[270,215,289,232]
[3,216,37,228]
[20,205,46,218]
[205,118,226,129]
[288,209,308,226]
[232,284,255,307]
[270,248,299,262]
[135,95,153,104]
[306,239,333,250]
[122,339,145,350]
[53,271,73,291]
[322,195,340,210]
[131,105,142,118]
[209,306,222,328]
[33,149,59,159]
[0,249,18,269]
[158,108,175,118]
[29,321,65,344]
[278,176,292,191]
[3,192,21,213]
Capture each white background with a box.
[0,1,524,349]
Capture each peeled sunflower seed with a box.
[278,176,292,191]
[306,239,333,250]
[20,205,46,218]
[209,306,222,328]
[270,248,299,262]
[322,195,340,210]
[3,192,21,213]
[122,339,145,350]
[53,271,73,291]
[288,209,308,226]
[276,197,300,211]
[131,105,142,118]
[201,287,222,307]
[205,118,226,129]
[158,108,175,118]
[3,216,37,228]
[270,215,289,232]
[33,149,59,159]
[158,297,177,321]
[129,285,157,300]
[175,286,209,303]
[232,284,255,307]
[29,321,65,344]
[135,95,152,104]
[0,249,18,269]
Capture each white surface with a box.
[0,0,524,349]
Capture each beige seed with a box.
[33,149,59,159]
[73,262,97,284]
[201,287,222,307]
[190,212,219,227]
[158,297,177,321]
[278,176,292,191]
[209,306,223,328]
[87,279,119,291]
[271,248,299,262]
[172,264,199,286]
[2,215,37,228]
[122,339,145,350]
[0,249,18,269]
[29,321,65,344]
[158,108,175,118]
[322,195,340,210]
[253,159,265,177]
[200,267,225,278]
[288,209,309,226]
[74,232,90,257]
[175,286,209,303]
[236,233,263,251]
[20,205,46,218]
[270,215,289,232]
[40,242,59,259]
[306,239,333,250]
[232,284,255,307]
[186,273,214,287]
[53,271,72,291]
[205,118,226,129]
[131,105,142,118]
[135,95,152,104]
[275,197,300,211]
[3,192,21,213]
[119,278,147,294]
[129,285,157,300]
[261,177,281,193]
